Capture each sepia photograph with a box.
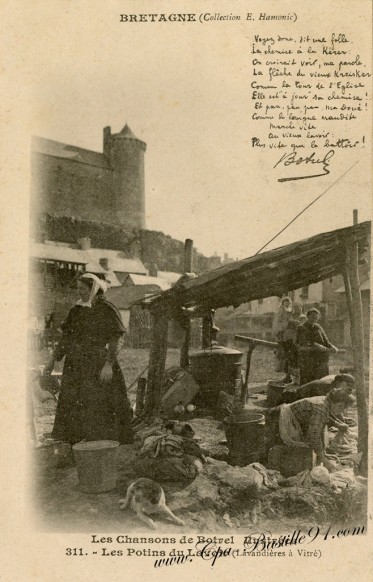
[1,0,372,579]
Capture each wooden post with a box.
[242,341,257,404]
[233,378,243,412]
[143,312,169,418]
[179,239,194,367]
[135,377,147,418]
[180,316,191,368]
[343,260,356,350]
[343,267,353,324]
[347,241,368,474]
[343,208,359,359]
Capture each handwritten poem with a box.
[250,32,371,181]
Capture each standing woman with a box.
[44,273,133,465]
[296,308,339,386]
[282,300,307,383]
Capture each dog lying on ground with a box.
[118,478,185,530]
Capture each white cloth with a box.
[248,462,282,489]
[76,273,108,307]
[283,466,355,490]
[272,305,292,335]
[310,465,331,485]
[279,404,307,447]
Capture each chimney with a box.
[99,257,109,270]
[103,126,111,158]
[183,239,194,272]
[78,237,91,250]
[148,262,158,277]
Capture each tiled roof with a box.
[158,271,182,286]
[127,274,171,291]
[31,242,87,265]
[85,248,147,275]
[106,284,160,310]
[117,124,138,139]
[30,241,146,287]
[32,136,110,169]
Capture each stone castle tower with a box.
[103,124,146,229]
[31,123,147,230]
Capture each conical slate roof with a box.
[113,124,146,149]
[118,124,138,139]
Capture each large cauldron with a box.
[189,344,243,406]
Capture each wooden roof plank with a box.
[190,263,345,311]
[172,249,345,306]
[143,221,370,313]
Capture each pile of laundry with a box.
[245,461,359,494]
[326,422,362,468]
[281,465,357,493]
[132,420,207,481]
[246,462,282,490]
[327,424,358,453]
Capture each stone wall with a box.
[31,153,115,224]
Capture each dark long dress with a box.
[51,297,133,445]
[296,320,333,385]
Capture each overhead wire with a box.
[254,160,359,255]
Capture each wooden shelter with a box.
[139,220,371,471]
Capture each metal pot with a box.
[189,344,243,406]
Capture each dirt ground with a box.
[29,345,368,534]
[31,423,367,535]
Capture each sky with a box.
[19,0,372,260]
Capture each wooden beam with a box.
[142,222,370,315]
[180,317,191,368]
[347,242,368,474]
[190,245,342,295]
[235,335,278,348]
[175,251,346,309]
[135,377,147,418]
[193,261,345,311]
[242,342,257,404]
[149,254,345,314]
[178,239,194,366]
[343,254,355,344]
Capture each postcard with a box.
[0,0,372,580]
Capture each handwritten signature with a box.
[274,149,335,182]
